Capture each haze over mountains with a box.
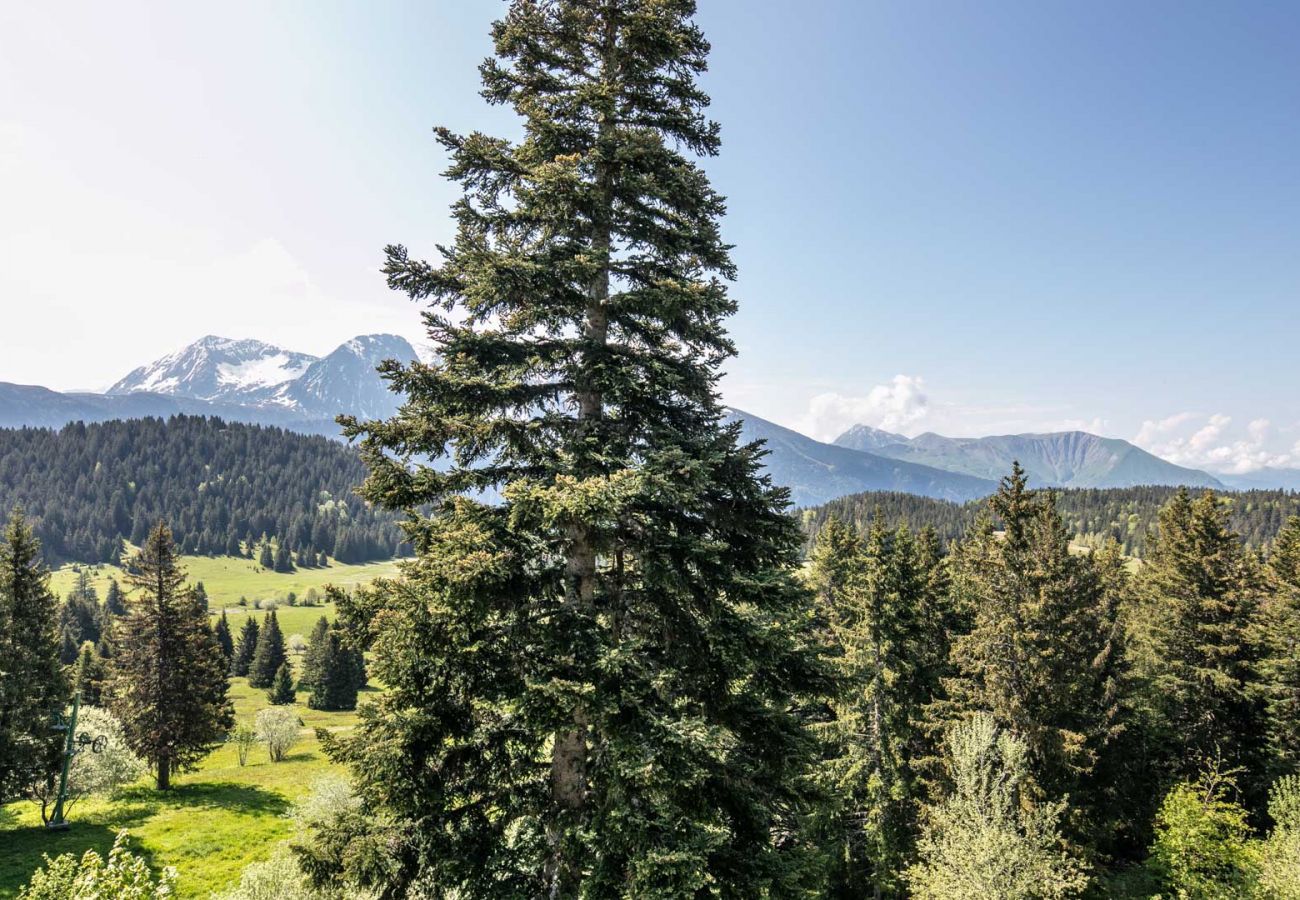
[0,334,418,434]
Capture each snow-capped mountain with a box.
[108,336,317,406]
[105,334,418,422]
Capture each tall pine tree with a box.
[0,509,67,804]
[230,616,259,677]
[108,522,233,790]
[1261,514,1300,777]
[248,609,287,689]
[213,609,234,664]
[304,3,828,895]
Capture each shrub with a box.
[18,830,176,899]
[1259,775,1300,899]
[255,707,300,762]
[288,634,308,655]
[1148,769,1259,899]
[228,723,259,767]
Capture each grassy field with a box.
[50,554,401,610]
[0,668,370,898]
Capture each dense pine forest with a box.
[0,417,405,564]
[803,484,1300,557]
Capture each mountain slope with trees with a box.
[0,416,404,564]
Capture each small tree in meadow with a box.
[231,616,259,677]
[255,707,299,763]
[268,661,296,706]
[248,610,287,689]
[28,706,144,825]
[229,722,259,767]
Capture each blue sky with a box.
[2,1,1298,473]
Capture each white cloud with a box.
[798,375,929,441]
[1133,412,1297,474]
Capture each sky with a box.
[2,1,1300,474]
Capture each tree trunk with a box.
[156,755,170,791]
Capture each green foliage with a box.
[1262,515,1300,776]
[1148,770,1259,899]
[108,522,234,790]
[267,662,296,706]
[228,722,259,767]
[297,617,330,694]
[1258,775,1300,899]
[230,616,259,677]
[18,830,176,899]
[906,714,1089,900]
[0,508,67,805]
[247,610,286,689]
[304,629,358,713]
[214,610,234,663]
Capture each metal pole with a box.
[46,690,80,830]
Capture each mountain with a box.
[835,427,1225,490]
[833,423,910,453]
[1,334,418,436]
[108,335,317,405]
[726,409,997,506]
[1218,468,1300,492]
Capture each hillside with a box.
[726,409,997,506]
[0,416,403,564]
[834,426,1224,489]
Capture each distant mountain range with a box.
[0,334,418,435]
[834,424,1225,490]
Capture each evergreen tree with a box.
[103,578,126,617]
[73,640,108,706]
[307,630,359,712]
[231,616,259,677]
[248,610,287,689]
[940,465,1122,835]
[108,521,233,790]
[258,542,274,569]
[1131,489,1268,802]
[213,610,234,663]
[298,616,330,693]
[303,3,828,895]
[267,660,296,705]
[58,570,103,663]
[0,509,67,804]
[273,543,294,574]
[1262,514,1300,777]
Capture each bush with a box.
[18,830,176,899]
[906,714,1089,899]
[255,707,300,762]
[288,634,308,655]
[28,706,145,824]
[228,723,259,767]
[1259,775,1300,899]
[1148,769,1259,899]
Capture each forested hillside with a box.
[803,484,1300,556]
[0,417,405,564]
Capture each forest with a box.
[0,417,405,565]
[802,484,1300,557]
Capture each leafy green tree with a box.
[268,661,297,705]
[307,2,828,895]
[248,610,287,689]
[1259,775,1300,899]
[214,609,235,664]
[941,466,1125,831]
[1147,769,1259,899]
[27,705,144,825]
[906,714,1089,900]
[0,509,67,804]
[231,616,259,677]
[108,522,234,790]
[1131,490,1268,801]
[1262,515,1300,777]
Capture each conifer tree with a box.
[248,610,287,689]
[104,578,126,617]
[273,544,294,574]
[267,660,296,705]
[258,543,274,569]
[298,615,330,693]
[304,3,828,895]
[307,630,359,712]
[73,640,108,706]
[1261,514,1300,777]
[1132,489,1267,800]
[941,465,1121,831]
[213,610,234,663]
[108,522,233,790]
[58,571,103,664]
[231,616,259,677]
[0,509,67,804]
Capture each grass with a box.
[0,669,371,898]
[49,553,401,610]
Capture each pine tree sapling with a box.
[108,522,234,789]
[248,609,287,689]
[268,660,297,705]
